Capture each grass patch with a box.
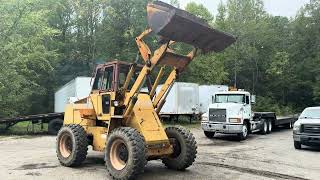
[0,121,48,135]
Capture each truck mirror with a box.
[251,95,256,104]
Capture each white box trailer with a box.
[54,77,92,112]
[156,82,199,116]
[199,85,228,114]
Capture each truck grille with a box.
[302,124,320,134]
[209,109,226,122]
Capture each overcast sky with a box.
[164,0,310,18]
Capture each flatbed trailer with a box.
[0,112,64,134]
[253,112,298,128]
[251,112,298,133]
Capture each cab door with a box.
[91,65,115,121]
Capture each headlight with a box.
[293,122,301,132]
[112,100,119,107]
[201,114,208,122]
[229,118,241,123]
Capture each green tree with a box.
[0,0,59,116]
[185,2,214,23]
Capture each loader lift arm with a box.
[123,28,199,118]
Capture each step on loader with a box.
[55,1,235,179]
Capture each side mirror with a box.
[251,95,256,104]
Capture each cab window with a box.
[92,69,103,90]
[92,66,114,91]
[102,66,114,91]
[245,96,250,104]
[215,94,245,104]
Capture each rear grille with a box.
[302,124,320,134]
[209,109,226,122]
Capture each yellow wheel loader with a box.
[56,1,235,179]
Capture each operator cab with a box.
[92,61,143,92]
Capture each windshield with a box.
[214,94,245,104]
[300,108,320,119]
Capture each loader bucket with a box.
[147,1,236,53]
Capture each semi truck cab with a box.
[202,89,296,140]
[201,90,255,140]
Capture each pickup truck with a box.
[201,90,297,140]
[293,106,320,149]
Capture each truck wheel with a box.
[238,123,249,140]
[56,124,88,166]
[267,120,272,134]
[162,126,197,170]
[260,120,268,135]
[286,122,293,129]
[105,127,147,180]
[48,118,63,135]
[204,131,215,138]
[294,141,302,149]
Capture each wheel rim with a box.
[242,125,248,137]
[264,122,267,132]
[269,121,272,131]
[110,139,128,171]
[59,133,73,158]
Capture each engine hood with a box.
[208,103,244,117]
[295,118,320,125]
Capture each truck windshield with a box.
[300,109,320,119]
[214,94,245,104]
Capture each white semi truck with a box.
[201,89,297,140]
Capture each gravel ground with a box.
[0,127,319,180]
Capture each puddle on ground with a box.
[15,163,58,170]
[26,172,41,176]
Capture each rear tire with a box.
[56,124,88,166]
[267,120,272,134]
[286,122,293,129]
[48,118,63,135]
[204,131,215,138]
[162,126,197,170]
[260,120,268,135]
[105,127,147,180]
[237,123,249,140]
[294,141,302,149]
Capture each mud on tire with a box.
[162,126,197,170]
[105,127,147,180]
[56,124,88,167]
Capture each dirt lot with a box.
[0,127,319,180]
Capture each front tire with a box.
[204,131,215,138]
[238,123,249,140]
[162,126,197,170]
[56,124,88,167]
[294,141,302,149]
[105,127,147,180]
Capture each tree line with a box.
[0,0,319,117]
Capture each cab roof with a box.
[215,91,250,95]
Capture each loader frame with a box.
[63,27,198,158]
[57,1,236,179]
